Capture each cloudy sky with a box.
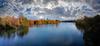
[0,0,99,19]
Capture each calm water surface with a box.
[0,23,84,46]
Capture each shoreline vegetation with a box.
[76,14,100,31]
[1,14,100,30]
[75,15,100,46]
[0,16,60,30]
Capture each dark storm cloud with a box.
[43,0,58,4]
[0,0,6,8]
[16,0,33,4]
[95,0,100,3]
[95,0,100,12]
[86,0,100,13]
[0,0,9,15]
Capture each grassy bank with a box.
[0,16,60,30]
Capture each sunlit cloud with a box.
[39,16,44,19]
[61,16,67,20]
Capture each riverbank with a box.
[75,15,100,46]
[75,14,100,31]
[0,16,60,30]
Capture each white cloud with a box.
[0,0,97,20]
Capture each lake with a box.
[0,22,84,46]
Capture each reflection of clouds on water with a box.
[0,23,83,46]
[48,34,73,45]
[26,23,83,46]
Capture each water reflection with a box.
[0,23,83,46]
[75,15,100,46]
[32,24,58,28]
[0,26,29,38]
[0,24,58,38]
[28,23,83,46]
[76,24,100,46]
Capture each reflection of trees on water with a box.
[17,26,29,37]
[0,24,58,38]
[33,24,59,28]
[83,24,100,46]
[75,15,100,46]
[0,26,29,38]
